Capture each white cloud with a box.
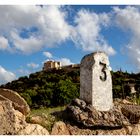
[27,63,39,69]
[11,31,43,54]
[0,5,72,54]
[43,51,53,58]
[72,9,116,56]
[40,6,72,46]
[114,6,140,72]
[0,65,16,85]
[0,36,9,50]
[59,58,74,66]
[0,5,117,56]
[113,6,140,35]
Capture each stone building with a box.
[43,60,61,71]
[128,83,136,94]
[62,64,80,70]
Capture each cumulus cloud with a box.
[3,5,140,72]
[0,5,116,56]
[11,31,43,54]
[40,6,72,46]
[72,10,116,56]
[0,5,72,54]
[43,51,53,58]
[0,36,9,50]
[27,62,39,69]
[113,6,140,71]
[0,65,16,85]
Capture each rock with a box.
[66,123,96,135]
[121,99,133,105]
[0,101,26,135]
[14,110,27,132]
[80,52,113,111]
[29,115,45,124]
[66,123,127,135]
[27,113,56,134]
[17,124,49,135]
[114,98,134,106]
[51,121,70,135]
[0,100,49,135]
[66,98,130,128]
[28,113,49,127]
[66,98,140,135]
[0,88,30,115]
[72,98,86,109]
[131,124,140,135]
[96,128,127,135]
[121,104,140,124]
[124,125,133,135]
[79,112,88,121]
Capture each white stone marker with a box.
[80,52,113,111]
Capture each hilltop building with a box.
[43,60,61,71]
[43,60,80,71]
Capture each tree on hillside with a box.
[53,79,79,106]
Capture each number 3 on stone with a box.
[99,61,107,81]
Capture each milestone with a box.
[0,52,140,135]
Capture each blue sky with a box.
[0,5,140,85]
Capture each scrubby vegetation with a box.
[26,106,66,132]
[1,67,140,108]
[0,68,80,108]
[112,70,140,101]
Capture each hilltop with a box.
[0,67,140,109]
[0,67,80,108]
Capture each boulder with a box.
[66,123,127,135]
[66,123,96,135]
[114,98,133,105]
[17,124,49,135]
[0,101,26,135]
[66,98,130,128]
[29,115,44,124]
[51,121,70,135]
[0,100,49,135]
[96,128,127,135]
[14,110,27,132]
[29,113,48,125]
[121,104,140,124]
[28,113,56,133]
[0,88,30,115]
[131,124,140,135]
[121,99,133,105]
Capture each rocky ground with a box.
[1,88,140,135]
[63,98,140,135]
[0,100,49,135]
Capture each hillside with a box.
[1,67,140,108]
[0,68,80,108]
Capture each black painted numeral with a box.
[99,61,107,81]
